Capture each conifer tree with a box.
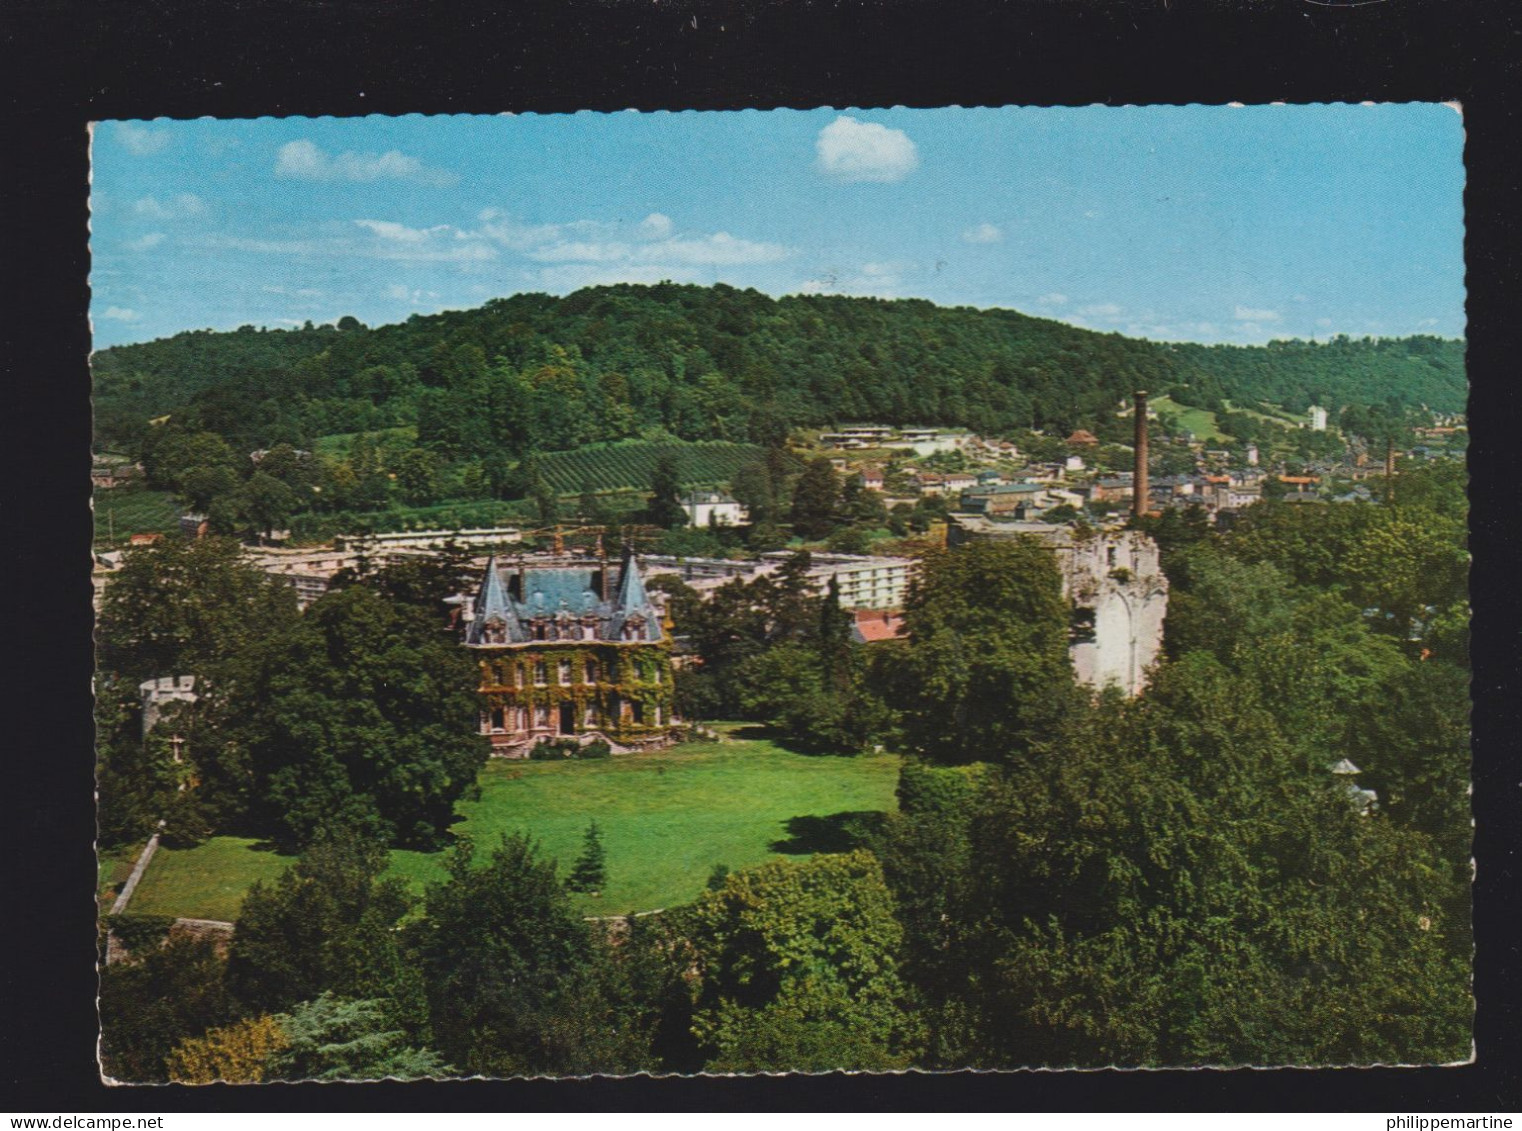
[566,821,608,894]
[645,454,688,529]
[817,574,854,694]
[788,457,841,540]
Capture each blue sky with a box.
[89,105,1465,349]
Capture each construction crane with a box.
[515,522,665,555]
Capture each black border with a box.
[3,0,1519,1112]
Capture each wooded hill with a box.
[92,283,1466,457]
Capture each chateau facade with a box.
[462,549,677,757]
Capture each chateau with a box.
[461,548,677,757]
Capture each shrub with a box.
[575,739,612,760]
[528,740,573,761]
[106,913,176,957]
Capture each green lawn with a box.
[98,843,143,911]
[1221,399,1302,430]
[124,729,902,921]
[1149,394,1227,443]
[126,836,293,921]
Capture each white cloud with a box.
[962,223,1003,244]
[475,213,566,251]
[1234,305,1282,322]
[1079,302,1124,318]
[126,232,165,251]
[275,140,459,187]
[528,240,635,264]
[536,264,705,290]
[795,261,912,297]
[500,214,787,267]
[353,219,444,243]
[639,213,674,239]
[208,207,784,275]
[815,116,918,184]
[641,232,787,266]
[1316,317,1334,328]
[1119,320,1220,341]
[383,283,441,305]
[114,122,169,156]
[102,306,141,322]
[1418,317,1439,327]
[1036,293,1068,307]
[133,194,206,220]
[260,284,324,303]
[201,228,495,264]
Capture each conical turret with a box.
[609,546,661,641]
[466,554,525,645]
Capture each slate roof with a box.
[465,552,663,645]
[966,482,1044,496]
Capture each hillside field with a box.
[118,729,902,921]
[93,484,182,546]
[1148,394,1227,443]
[533,439,775,495]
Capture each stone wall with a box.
[139,675,197,736]
[946,516,1169,696]
[1056,529,1169,697]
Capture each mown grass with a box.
[1149,394,1227,443]
[124,729,902,921]
[97,843,143,912]
[1222,399,1303,430]
[125,836,293,922]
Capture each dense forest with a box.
[94,284,1467,460]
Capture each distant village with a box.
[96,396,1463,762]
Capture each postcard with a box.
[91,105,1470,1081]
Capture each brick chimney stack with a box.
[1133,390,1149,521]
